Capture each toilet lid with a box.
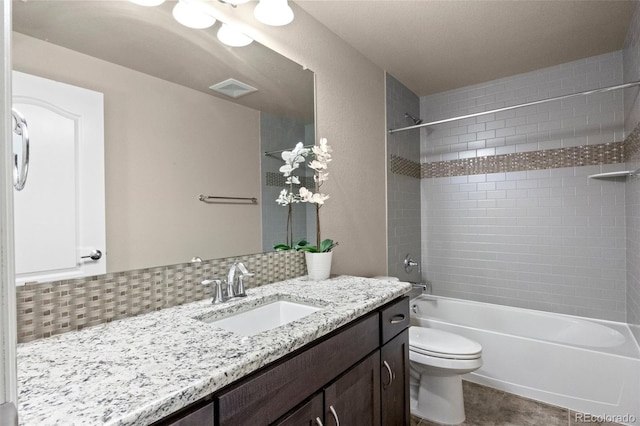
[409,326,482,359]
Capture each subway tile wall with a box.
[386,74,422,282]
[624,2,640,344]
[422,165,626,321]
[420,52,625,163]
[627,165,640,342]
[420,52,627,321]
[624,3,640,138]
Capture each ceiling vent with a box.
[209,78,258,98]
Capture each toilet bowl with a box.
[409,326,482,425]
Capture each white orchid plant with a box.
[274,138,338,253]
[275,142,310,249]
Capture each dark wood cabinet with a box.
[381,329,410,426]
[273,393,323,426]
[324,351,381,426]
[160,296,410,426]
[217,313,379,425]
[155,400,214,426]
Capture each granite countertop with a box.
[17,275,410,426]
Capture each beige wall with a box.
[12,0,390,278]
[206,2,389,277]
[13,33,262,273]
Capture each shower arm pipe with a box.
[388,80,640,134]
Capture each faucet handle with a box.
[202,279,225,304]
[236,274,252,297]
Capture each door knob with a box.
[81,250,102,261]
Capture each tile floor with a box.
[410,381,623,426]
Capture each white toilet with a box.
[371,276,483,424]
[409,326,483,425]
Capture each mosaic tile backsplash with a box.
[16,250,306,343]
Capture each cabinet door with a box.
[324,351,381,426]
[273,393,323,426]
[381,329,410,426]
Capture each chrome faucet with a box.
[227,261,254,298]
[201,261,254,304]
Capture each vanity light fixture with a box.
[129,0,166,6]
[217,23,253,47]
[254,0,294,26]
[172,1,216,29]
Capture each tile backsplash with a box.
[16,250,306,343]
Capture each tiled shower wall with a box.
[624,2,640,344]
[260,113,314,252]
[419,52,628,321]
[386,74,422,282]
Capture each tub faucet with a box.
[227,261,253,298]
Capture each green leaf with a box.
[273,244,292,251]
[319,239,334,252]
[293,239,309,250]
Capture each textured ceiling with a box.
[297,0,636,96]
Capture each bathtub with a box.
[410,294,640,425]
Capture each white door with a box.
[12,71,106,284]
[1,2,18,423]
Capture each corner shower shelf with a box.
[588,168,640,179]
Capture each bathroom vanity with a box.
[17,276,411,426]
[163,296,409,426]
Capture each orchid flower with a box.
[276,138,335,251]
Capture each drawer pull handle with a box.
[329,405,340,426]
[315,417,324,426]
[390,314,405,324]
[382,360,394,389]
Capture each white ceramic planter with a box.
[305,251,333,280]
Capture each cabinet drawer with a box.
[216,313,380,425]
[154,401,214,426]
[380,297,409,344]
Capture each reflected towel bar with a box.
[198,195,258,204]
[264,145,314,158]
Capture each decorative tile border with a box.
[388,123,640,179]
[421,142,626,178]
[390,154,421,179]
[16,250,306,343]
[625,122,640,162]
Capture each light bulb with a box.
[254,0,294,26]
[217,24,253,47]
[172,1,216,29]
[129,0,166,6]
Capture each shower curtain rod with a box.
[388,80,640,134]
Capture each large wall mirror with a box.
[11,0,315,279]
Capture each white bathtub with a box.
[410,294,640,425]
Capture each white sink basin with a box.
[201,300,322,337]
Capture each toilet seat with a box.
[409,326,482,360]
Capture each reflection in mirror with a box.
[11,0,315,278]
